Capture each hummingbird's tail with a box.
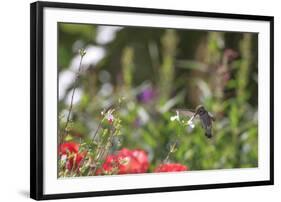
[205,130,212,138]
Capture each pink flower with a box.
[224,48,239,62]
[105,112,114,124]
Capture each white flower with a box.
[187,116,195,129]
[170,111,180,122]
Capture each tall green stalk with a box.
[158,29,178,103]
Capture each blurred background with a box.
[58,22,258,171]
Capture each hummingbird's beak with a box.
[189,113,196,122]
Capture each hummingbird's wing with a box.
[173,109,196,118]
[208,112,215,121]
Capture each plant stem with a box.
[92,127,116,175]
[163,152,171,163]
[163,142,177,164]
[62,54,85,137]
[92,120,102,141]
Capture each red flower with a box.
[131,149,149,172]
[99,148,149,175]
[154,163,188,173]
[65,151,87,170]
[117,148,149,174]
[59,142,86,171]
[59,142,79,155]
[99,154,118,173]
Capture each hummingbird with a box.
[174,105,215,138]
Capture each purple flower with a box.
[137,87,155,103]
[134,117,143,128]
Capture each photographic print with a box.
[58,23,258,177]
[30,1,273,200]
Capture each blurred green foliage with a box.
[58,22,258,171]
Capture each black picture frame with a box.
[30,1,274,200]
